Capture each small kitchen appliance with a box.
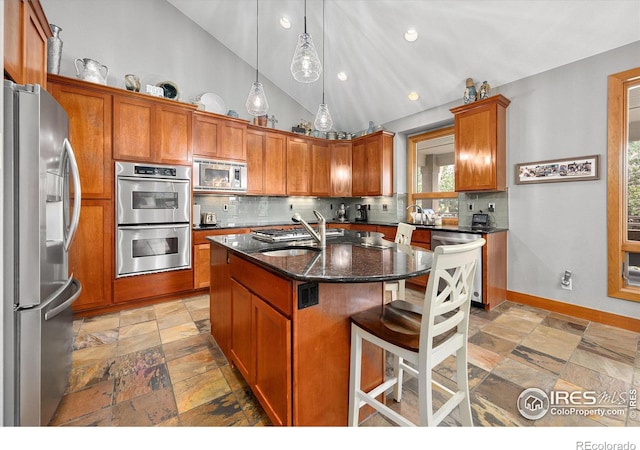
[336,203,348,222]
[471,213,490,229]
[354,204,368,222]
[201,212,217,226]
[193,158,247,192]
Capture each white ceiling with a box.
[167,0,640,133]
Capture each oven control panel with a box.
[134,165,177,177]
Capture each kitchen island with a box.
[207,230,432,426]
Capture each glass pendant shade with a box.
[246,81,269,116]
[290,33,322,83]
[314,103,333,131]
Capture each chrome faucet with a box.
[406,204,424,224]
[292,210,326,249]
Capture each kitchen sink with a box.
[258,246,320,257]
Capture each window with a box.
[607,67,640,301]
[407,127,458,222]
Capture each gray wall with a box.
[40,0,314,131]
[386,42,640,320]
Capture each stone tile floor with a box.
[50,290,640,427]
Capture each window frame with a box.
[607,67,640,302]
[407,126,458,224]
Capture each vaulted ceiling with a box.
[167,0,640,132]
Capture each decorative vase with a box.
[479,81,491,99]
[124,74,140,92]
[47,24,63,74]
[463,78,477,104]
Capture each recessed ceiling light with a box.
[404,28,418,42]
[337,71,348,81]
[280,17,291,29]
[408,91,420,101]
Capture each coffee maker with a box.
[354,204,368,222]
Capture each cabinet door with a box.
[452,95,509,192]
[454,106,497,191]
[264,132,287,195]
[246,129,265,194]
[310,141,331,196]
[230,280,253,383]
[365,137,382,195]
[193,113,219,158]
[70,200,113,312]
[113,95,154,161]
[156,104,191,164]
[210,245,232,358]
[286,137,310,195]
[23,0,49,88]
[330,142,352,197]
[253,296,292,426]
[194,243,211,289]
[351,141,367,196]
[48,81,113,199]
[217,121,247,161]
[4,0,22,82]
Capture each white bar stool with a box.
[348,238,486,426]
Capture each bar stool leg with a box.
[348,324,363,426]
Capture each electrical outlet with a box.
[223,204,228,212]
[488,203,496,212]
[382,204,388,211]
[468,203,474,212]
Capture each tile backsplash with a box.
[194,195,404,227]
[195,191,509,228]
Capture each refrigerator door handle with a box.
[44,278,82,321]
[63,138,82,251]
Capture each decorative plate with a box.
[197,92,226,115]
[156,81,179,100]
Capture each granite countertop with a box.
[207,230,433,283]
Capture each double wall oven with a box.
[115,161,191,278]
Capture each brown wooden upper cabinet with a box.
[310,141,331,196]
[4,0,51,88]
[451,94,510,192]
[193,112,247,161]
[113,94,193,165]
[286,136,311,195]
[330,142,352,197]
[47,76,113,200]
[352,131,394,196]
[246,126,287,195]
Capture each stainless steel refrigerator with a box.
[3,81,82,426]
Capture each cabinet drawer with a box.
[230,254,292,316]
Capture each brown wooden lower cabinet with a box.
[113,269,194,304]
[210,244,383,426]
[69,200,113,312]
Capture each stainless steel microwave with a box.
[193,158,247,192]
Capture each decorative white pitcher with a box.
[74,58,108,85]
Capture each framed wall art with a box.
[515,154,600,184]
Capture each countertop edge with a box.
[207,233,433,284]
[195,221,508,234]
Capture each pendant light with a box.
[290,0,322,83]
[246,0,269,116]
[314,0,333,131]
